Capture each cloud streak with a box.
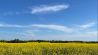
[0,22,97,41]
[31,4,69,14]
[79,22,97,29]
[0,24,73,33]
[42,31,97,41]
[32,24,73,33]
[0,4,69,16]
[0,22,97,33]
[0,24,26,28]
[0,11,30,16]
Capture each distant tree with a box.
[11,39,20,43]
[37,40,41,43]
[7,39,26,43]
[0,40,6,43]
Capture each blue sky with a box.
[0,0,97,41]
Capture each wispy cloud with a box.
[31,4,69,14]
[0,24,26,28]
[42,31,97,41]
[79,22,97,29]
[0,23,73,33]
[0,22,97,33]
[0,22,97,40]
[32,24,73,33]
[0,11,30,16]
[0,4,69,16]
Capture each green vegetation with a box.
[0,39,98,43]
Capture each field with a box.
[0,43,98,55]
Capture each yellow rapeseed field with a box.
[0,43,98,55]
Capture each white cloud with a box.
[31,4,69,14]
[0,24,26,28]
[79,22,97,29]
[0,4,69,16]
[85,31,98,37]
[0,11,30,16]
[0,23,97,41]
[0,24,73,33]
[32,24,73,33]
[0,22,97,34]
[41,31,97,41]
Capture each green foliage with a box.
[0,39,98,43]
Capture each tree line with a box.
[0,39,98,43]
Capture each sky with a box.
[0,0,97,41]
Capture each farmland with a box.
[0,43,98,55]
